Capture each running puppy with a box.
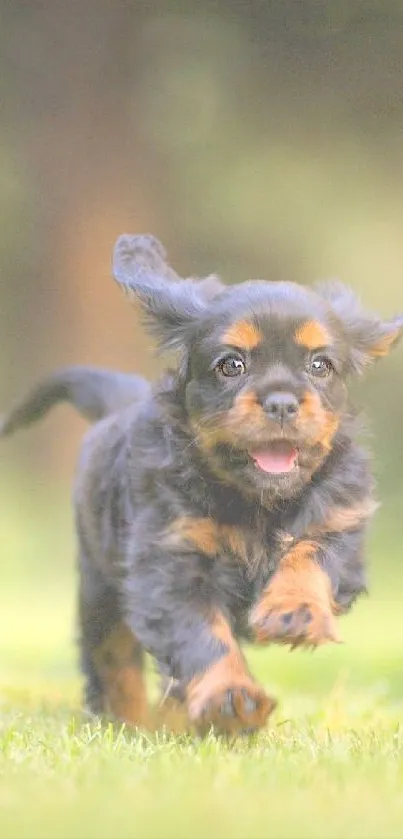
[2,234,402,734]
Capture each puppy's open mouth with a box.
[249,441,298,474]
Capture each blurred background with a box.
[0,1,402,704]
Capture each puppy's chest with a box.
[177,500,284,585]
[192,508,284,628]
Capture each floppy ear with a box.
[112,234,224,350]
[317,280,403,373]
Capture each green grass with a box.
[0,491,402,838]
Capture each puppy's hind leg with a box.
[78,555,148,727]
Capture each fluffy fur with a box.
[2,233,402,735]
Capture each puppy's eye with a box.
[217,356,246,377]
[308,356,334,377]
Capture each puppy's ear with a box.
[112,234,224,349]
[317,280,403,373]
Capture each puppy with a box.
[2,234,402,735]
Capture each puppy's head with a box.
[113,235,403,501]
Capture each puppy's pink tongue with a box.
[250,443,297,474]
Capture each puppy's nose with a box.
[264,391,299,424]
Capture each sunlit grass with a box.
[1,690,402,839]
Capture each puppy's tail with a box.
[0,366,151,437]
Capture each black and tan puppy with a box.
[2,234,402,734]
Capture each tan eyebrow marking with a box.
[222,320,263,350]
[294,320,331,350]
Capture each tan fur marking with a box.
[168,517,220,556]
[167,517,251,565]
[299,389,322,421]
[226,389,267,432]
[94,623,147,725]
[186,612,275,733]
[250,541,340,647]
[295,320,331,350]
[280,540,320,574]
[298,390,339,452]
[320,414,340,452]
[370,329,399,358]
[211,611,239,648]
[222,320,263,350]
[220,525,249,564]
[190,389,269,452]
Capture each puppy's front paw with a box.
[250,595,340,648]
[187,670,276,735]
[250,552,341,649]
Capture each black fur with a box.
[3,233,402,734]
[0,366,150,434]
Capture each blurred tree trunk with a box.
[2,3,158,472]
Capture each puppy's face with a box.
[185,284,347,497]
[113,235,403,502]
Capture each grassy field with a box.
[0,488,402,839]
